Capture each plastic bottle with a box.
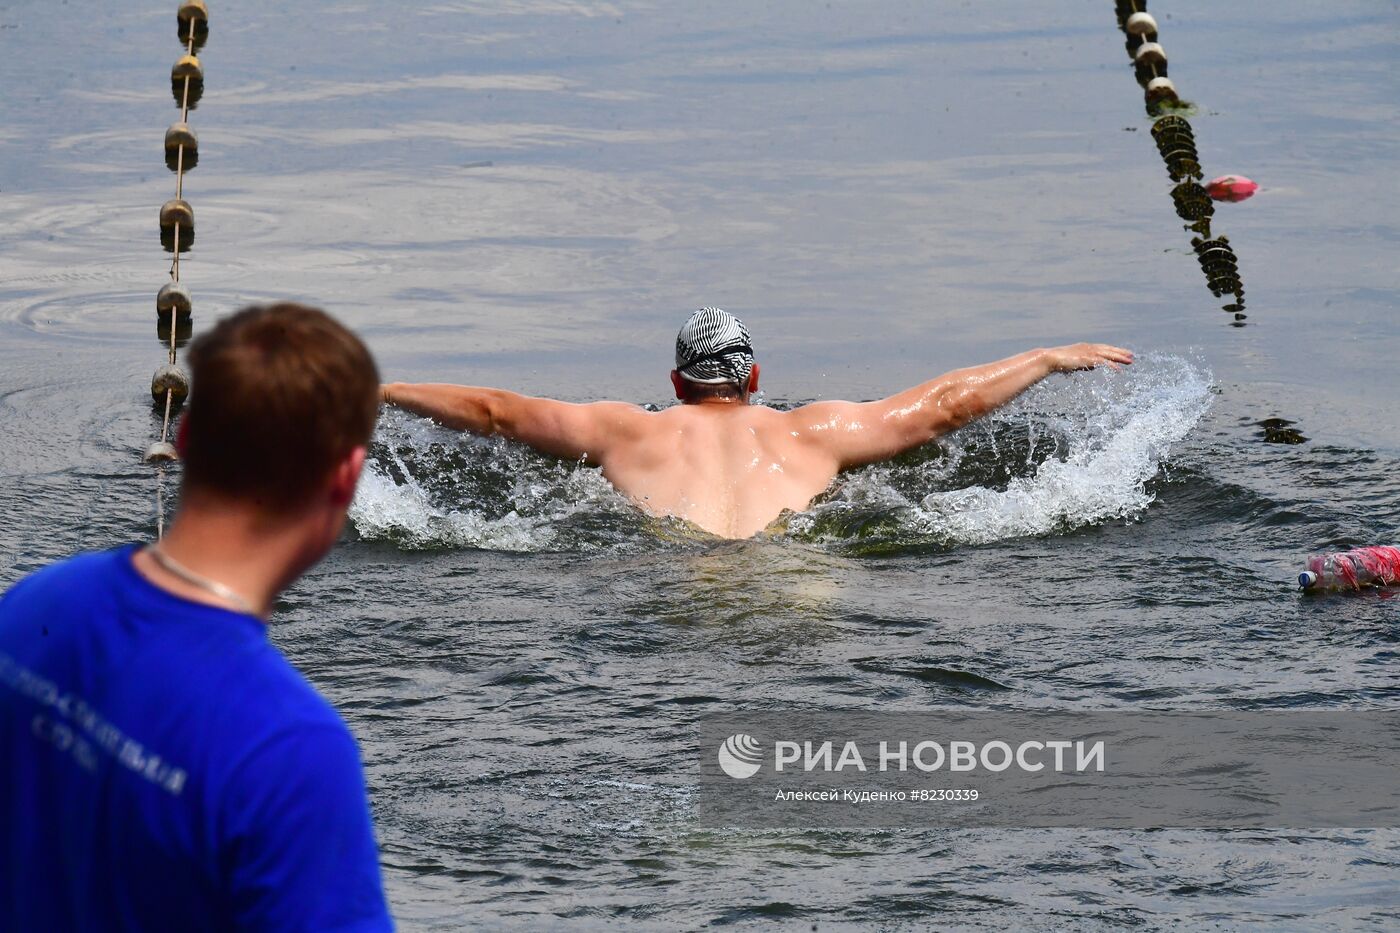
[1299,546,1400,592]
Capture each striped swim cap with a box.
[675,307,754,386]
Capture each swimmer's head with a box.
[671,307,759,404]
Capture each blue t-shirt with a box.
[0,546,393,932]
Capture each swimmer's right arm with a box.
[380,383,644,461]
[789,344,1132,469]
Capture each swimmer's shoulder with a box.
[580,399,657,433]
[771,398,841,433]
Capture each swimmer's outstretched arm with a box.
[789,343,1133,470]
[379,382,645,461]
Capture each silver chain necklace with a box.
[144,545,258,616]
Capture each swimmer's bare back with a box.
[380,343,1132,539]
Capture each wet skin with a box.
[382,343,1132,539]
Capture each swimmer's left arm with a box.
[790,344,1132,469]
[380,383,645,461]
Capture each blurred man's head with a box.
[178,303,378,554]
[670,307,759,404]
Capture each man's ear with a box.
[747,363,761,394]
[328,445,367,507]
[670,370,686,400]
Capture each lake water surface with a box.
[2,0,1398,928]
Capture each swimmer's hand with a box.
[1045,343,1134,373]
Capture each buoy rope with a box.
[149,2,210,538]
[162,21,196,414]
[1115,0,1246,320]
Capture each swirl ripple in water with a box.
[350,355,1213,554]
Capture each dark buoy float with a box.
[171,53,203,81]
[177,0,209,43]
[151,363,190,406]
[156,282,193,322]
[1145,76,1178,104]
[164,122,198,172]
[160,198,195,251]
[1125,11,1158,37]
[144,441,180,463]
[171,53,204,107]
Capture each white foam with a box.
[790,354,1214,545]
[349,412,633,551]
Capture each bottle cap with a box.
[1298,571,1318,589]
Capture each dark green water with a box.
[2,1,1398,927]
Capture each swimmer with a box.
[381,307,1133,538]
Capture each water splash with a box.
[788,354,1214,550]
[349,412,645,551]
[350,355,1213,553]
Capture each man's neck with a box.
[683,396,749,407]
[133,496,314,620]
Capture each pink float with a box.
[1205,175,1258,202]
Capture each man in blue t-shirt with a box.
[1,303,393,931]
